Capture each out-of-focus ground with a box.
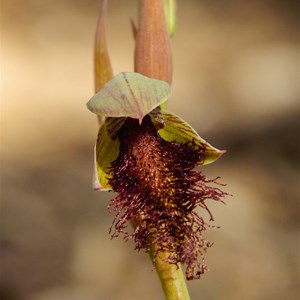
[0,0,299,299]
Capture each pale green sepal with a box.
[87,72,171,124]
[94,118,120,191]
[164,0,176,37]
[156,110,225,165]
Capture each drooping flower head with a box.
[87,0,228,280]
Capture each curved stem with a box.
[150,250,191,300]
[130,221,191,299]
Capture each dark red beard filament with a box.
[109,115,227,280]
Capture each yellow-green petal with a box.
[93,118,121,191]
[153,110,225,165]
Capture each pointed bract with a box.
[135,0,173,84]
[94,0,113,93]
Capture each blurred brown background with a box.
[1,0,299,299]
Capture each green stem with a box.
[150,250,191,300]
[130,221,191,299]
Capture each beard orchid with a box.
[87,72,227,279]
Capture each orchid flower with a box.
[87,0,228,298]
